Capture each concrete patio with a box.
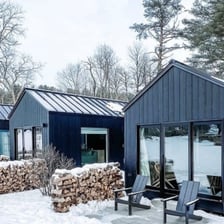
[87,198,224,224]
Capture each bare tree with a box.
[128,42,153,93]
[57,62,89,94]
[109,66,124,99]
[0,1,24,51]
[119,68,133,101]
[94,44,118,98]
[84,44,120,98]
[83,57,97,96]
[0,50,41,103]
[0,1,42,103]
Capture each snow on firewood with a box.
[51,162,124,213]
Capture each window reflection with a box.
[35,127,43,157]
[16,129,23,159]
[0,130,10,157]
[24,128,33,159]
[139,126,160,186]
[164,125,188,190]
[193,123,221,196]
[15,127,43,159]
[81,128,108,165]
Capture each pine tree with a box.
[181,0,224,78]
[130,0,183,73]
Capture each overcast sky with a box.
[13,0,194,87]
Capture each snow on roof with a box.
[106,102,124,115]
[212,76,224,83]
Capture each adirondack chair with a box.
[207,175,222,195]
[114,175,150,215]
[149,161,178,189]
[162,180,202,224]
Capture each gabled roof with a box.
[0,104,13,120]
[11,88,127,118]
[123,59,224,111]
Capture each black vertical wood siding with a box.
[9,93,124,168]
[49,112,124,168]
[0,120,9,130]
[124,65,224,185]
[9,93,49,159]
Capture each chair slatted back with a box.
[176,181,200,214]
[131,175,148,203]
[207,175,222,195]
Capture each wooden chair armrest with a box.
[114,187,132,193]
[161,195,178,202]
[128,189,147,196]
[185,198,199,207]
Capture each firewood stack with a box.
[0,159,46,194]
[51,162,124,213]
[0,155,9,161]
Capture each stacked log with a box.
[51,162,124,213]
[0,155,9,161]
[0,159,46,194]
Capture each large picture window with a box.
[193,123,222,196]
[81,127,108,165]
[139,126,160,187]
[164,125,189,190]
[139,121,222,197]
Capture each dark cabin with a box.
[0,104,13,157]
[9,88,126,168]
[123,59,224,214]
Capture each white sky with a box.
[13,0,194,87]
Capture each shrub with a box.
[38,145,75,196]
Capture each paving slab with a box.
[98,198,218,224]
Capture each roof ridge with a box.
[25,87,127,103]
[123,59,224,112]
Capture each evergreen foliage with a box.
[130,0,183,73]
[181,0,224,78]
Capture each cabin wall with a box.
[49,112,124,168]
[125,66,224,186]
[9,93,49,159]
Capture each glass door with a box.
[139,126,160,187]
[24,128,33,159]
[164,125,189,190]
[15,129,23,159]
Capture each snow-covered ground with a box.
[0,189,224,224]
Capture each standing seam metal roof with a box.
[25,88,126,117]
[0,104,13,120]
